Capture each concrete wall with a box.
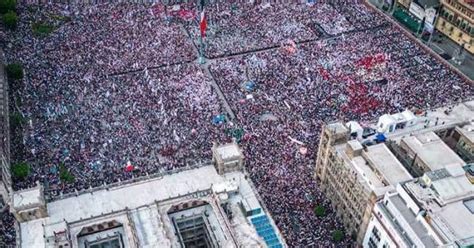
[0,50,12,203]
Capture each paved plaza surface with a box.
[2,2,473,247]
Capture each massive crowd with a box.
[0,209,16,247]
[185,2,387,58]
[208,22,472,246]
[1,1,472,247]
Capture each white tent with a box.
[346,121,364,139]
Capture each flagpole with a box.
[199,34,205,64]
[198,0,206,65]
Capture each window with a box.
[372,227,381,242]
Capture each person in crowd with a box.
[2,1,471,247]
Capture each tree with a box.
[332,230,344,242]
[0,0,16,14]
[11,162,30,179]
[314,205,326,217]
[32,22,55,37]
[59,163,75,183]
[2,10,17,30]
[5,63,23,80]
[9,112,25,128]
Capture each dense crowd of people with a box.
[186,2,387,58]
[2,1,472,247]
[208,21,471,246]
[0,209,16,247]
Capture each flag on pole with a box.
[125,161,134,172]
[200,10,207,38]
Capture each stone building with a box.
[436,0,474,54]
[315,123,412,243]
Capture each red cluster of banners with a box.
[355,53,386,70]
[344,80,380,114]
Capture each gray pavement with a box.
[425,32,474,80]
[368,0,474,81]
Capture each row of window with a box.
[439,20,474,45]
[439,9,474,36]
[445,0,474,20]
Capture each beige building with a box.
[212,142,244,175]
[363,166,474,248]
[315,100,474,245]
[315,123,412,243]
[453,124,474,162]
[436,0,474,54]
[397,0,413,9]
[10,183,48,223]
[399,131,466,176]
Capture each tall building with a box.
[315,100,474,245]
[363,166,474,248]
[315,123,413,243]
[398,130,466,176]
[436,0,474,54]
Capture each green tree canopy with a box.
[32,22,55,37]
[332,230,344,242]
[314,205,326,217]
[2,10,17,30]
[10,112,25,128]
[59,163,75,183]
[0,0,16,14]
[11,162,30,179]
[5,63,23,80]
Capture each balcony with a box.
[441,0,474,23]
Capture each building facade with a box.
[453,124,474,163]
[363,166,474,248]
[315,123,412,243]
[316,101,474,245]
[395,0,440,33]
[0,51,12,212]
[436,0,474,54]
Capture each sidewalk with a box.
[426,32,474,80]
[368,0,474,80]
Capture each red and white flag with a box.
[125,161,134,172]
[199,10,207,38]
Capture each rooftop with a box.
[457,124,474,144]
[401,131,465,171]
[215,143,242,161]
[336,141,412,196]
[12,186,42,209]
[375,100,474,141]
[402,175,474,246]
[431,172,474,203]
[433,199,474,244]
[364,144,413,185]
[19,165,278,248]
[413,0,440,8]
[383,193,438,247]
[327,122,348,135]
